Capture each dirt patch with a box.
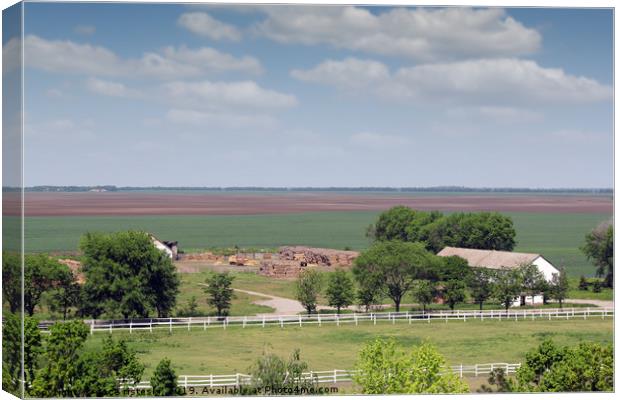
[13,192,613,216]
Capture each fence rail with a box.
[121,363,522,390]
[37,307,613,334]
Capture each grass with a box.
[81,318,613,376]
[566,277,613,301]
[13,210,610,277]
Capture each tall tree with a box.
[412,280,435,313]
[248,348,317,392]
[80,231,180,318]
[518,264,547,304]
[47,271,81,320]
[204,272,235,316]
[581,220,613,288]
[325,269,355,314]
[442,280,467,311]
[493,268,522,312]
[549,268,569,309]
[467,268,494,310]
[2,251,21,313]
[150,358,181,396]
[295,269,323,314]
[353,241,436,312]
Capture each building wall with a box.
[152,239,174,259]
[533,256,560,282]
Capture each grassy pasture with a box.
[14,211,610,277]
[82,318,613,376]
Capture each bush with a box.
[592,280,602,293]
[150,358,181,396]
[578,275,589,291]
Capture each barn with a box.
[437,246,560,306]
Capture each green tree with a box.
[515,340,613,392]
[204,272,235,316]
[412,280,435,313]
[353,241,436,312]
[2,251,21,313]
[325,269,355,313]
[467,268,494,310]
[442,280,466,310]
[581,220,613,288]
[150,358,181,396]
[357,282,380,312]
[295,269,323,314]
[368,206,420,242]
[177,296,200,317]
[354,339,468,394]
[31,320,90,397]
[518,263,547,303]
[80,231,180,318]
[549,267,569,309]
[47,272,81,320]
[248,348,317,392]
[425,212,516,253]
[493,268,522,312]
[2,313,42,393]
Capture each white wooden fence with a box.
[121,363,522,390]
[39,307,611,335]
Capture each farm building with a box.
[149,234,179,260]
[437,246,560,306]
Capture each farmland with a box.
[12,209,611,277]
[81,318,613,376]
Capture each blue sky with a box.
[10,3,613,187]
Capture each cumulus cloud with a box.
[254,6,541,61]
[291,57,612,105]
[23,35,261,78]
[178,12,242,41]
[162,80,297,110]
[291,58,389,90]
[86,78,141,98]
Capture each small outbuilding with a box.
[437,246,560,306]
[149,234,179,260]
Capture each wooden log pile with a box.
[278,246,359,267]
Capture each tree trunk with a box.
[394,299,401,312]
[479,301,483,311]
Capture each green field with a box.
[82,318,613,376]
[13,211,610,277]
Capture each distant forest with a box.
[8,186,614,194]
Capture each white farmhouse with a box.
[437,246,560,307]
[149,234,179,260]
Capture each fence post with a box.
[373,314,376,325]
[109,324,112,333]
[354,313,358,326]
[299,314,302,327]
[481,312,484,322]
[280,317,284,328]
[169,317,172,333]
[90,322,94,335]
[130,321,133,334]
[243,316,247,328]
[475,364,478,377]
[262,316,266,328]
[392,313,395,324]
[427,313,430,324]
[318,314,322,327]
[460,364,463,378]
[333,370,337,383]
[236,373,240,387]
[150,319,153,333]
[514,312,517,322]
[184,376,188,389]
[336,314,340,326]
[210,374,213,388]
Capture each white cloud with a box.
[162,80,297,110]
[291,58,389,90]
[255,6,541,61]
[23,35,260,78]
[349,132,413,149]
[292,57,612,105]
[86,78,141,98]
[74,25,96,35]
[166,108,277,129]
[178,12,242,41]
[445,106,543,123]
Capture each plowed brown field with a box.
[9,192,613,216]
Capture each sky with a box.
[6,3,614,187]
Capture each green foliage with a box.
[204,273,235,316]
[353,241,437,311]
[150,358,182,396]
[592,280,602,293]
[80,231,180,318]
[1,312,42,394]
[442,280,467,310]
[176,296,200,317]
[2,251,21,313]
[354,339,468,394]
[325,269,355,313]
[478,369,515,392]
[247,348,317,392]
[467,268,494,310]
[437,255,471,281]
[47,272,81,320]
[515,340,613,392]
[549,268,569,308]
[295,269,323,314]
[356,281,381,312]
[518,263,548,299]
[578,275,589,290]
[581,220,613,287]
[412,280,436,312]
[492,268,521,311]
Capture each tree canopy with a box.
[325,269,355,313]
[79,231,180,318]
[581,220,613,288]
[295,269,323,314]
[353,241,438,312]
[204,272,235,316]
